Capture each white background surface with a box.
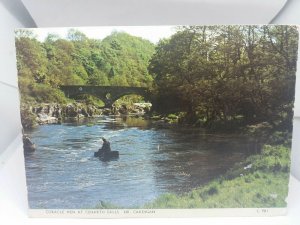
[21,0,287,26]
[0,0,27,157]
[1,0,300,224]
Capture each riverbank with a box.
[20,102,151,129]
[95,144,291,209]
[150,112,292,151]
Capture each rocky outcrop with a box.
[31,104,62,125]
[112,103,152,115]
[23,135,36,152]
[21,102,152,128]
[21,103,103,126]
[36,114,59,125]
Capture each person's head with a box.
[101,137,107,142]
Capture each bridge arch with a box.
[60,85,150,108]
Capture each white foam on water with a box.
[79,157,89,163]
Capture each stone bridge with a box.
[60,85,150,108]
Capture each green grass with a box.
[144,172,288,208]
[145,145,291,209]
[95,144,291,209]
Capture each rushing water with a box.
[24,116,256,209]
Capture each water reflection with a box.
[101,116,150,130]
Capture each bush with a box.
[167,114,178,120]
[268,131,292,146]
[164,113,179,123]
[252,145,291,172]
[20,106,38,129]
[226,145,291,176]
[207,186,218,195]
[29,84,69,103]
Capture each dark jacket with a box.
[101,141,111,153]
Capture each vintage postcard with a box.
[15,25,298,218]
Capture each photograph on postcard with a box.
[15,25,298,216]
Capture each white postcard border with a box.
[28,208,287,218]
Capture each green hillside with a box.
[15,29,155,104]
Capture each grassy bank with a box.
[145,145,290,208]
[96,144,291,209]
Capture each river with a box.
[24,116,256,209]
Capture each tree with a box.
[88,70,109,85]
[16,29,156,105]
[67,29,88,42]
[149,25,299,128]
[15,35,48,85]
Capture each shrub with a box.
[30,84,69,103]
[207,186,218,195]
[20,106,38,129]
[167,114,178,120]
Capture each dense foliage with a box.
[149,25,299,129]
[16,26,298,131]
[15,29,155,103]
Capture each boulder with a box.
[65,104,78,117]
[37,113,58,124]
